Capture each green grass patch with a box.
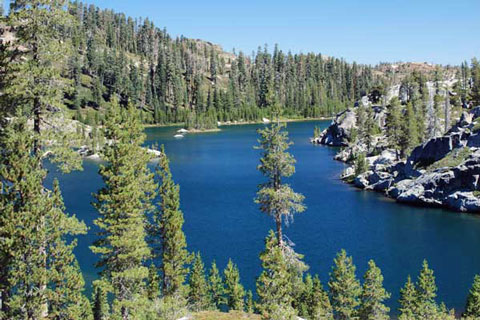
[427,147,472,171]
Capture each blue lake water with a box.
[46,120,480,314]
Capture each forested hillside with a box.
[2,1,469,132]
[1,1,393,130]
[64,1,381,125]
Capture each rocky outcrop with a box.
[349,147,480,212]
[406,135,462,168]
[316,105,480,213]
[312,109,356,146]
[312,106,387,147]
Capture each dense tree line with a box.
[458,59,480,108]
[58,1,380,128]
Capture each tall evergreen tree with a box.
[354,152,368,176]
[356,105,367,143]
[223,259,245,311]
[400,102,419,157]
[150,145,192,300]
[91,100,156,319]
[6,0,80,170]
[297,274,315,317]
[464,275,480,318]
[245,290,254,314]
[298,274,333,320]
[147,264,160,300]
[328,249,361,320]
[91,281,110,320]
[471,58,480,105]
[255,123,305,246]
[385,97,403,158]
[415,260,439,319]
[364,106,376,151]
[358,260,390,320]
[256,230,297,320]
[398,276,417,320]
[0,117,90,319]
[208,261,226,310]
[311,275,334,320]
[188,252,210,311]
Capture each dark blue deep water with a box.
[46,120,480,314]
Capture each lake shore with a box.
[219,116,333,127]
[144,116,333,129]
[187,128,222,133]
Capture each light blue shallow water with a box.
[46,120,480,314]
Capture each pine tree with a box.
[328,249,361,320]
[0,117,90,319]
[465,275,480,318]
[297,274,314,317]
[311,275,333,320]
[255,123,305,246]
[356,105,367,142]
[208,261,226,310]
[6,0,81,170]
[147,264,160,300]
[471,58,480,106]
[385,97,402,158]
[224,259,245,311]
[354,153,368,176]
[92,281,110,320]
[188,252,210,311]
[150,145,191,300]
[400,102,419,157]
[364,106,376,151]
[298,274,333,320]
[91,100,156,319]
[432,94,444,138]
[46,181,93,320]
[398,276,416,320]
[210,48,217,84]
[415,260,439,319]
[358,260,390,320]
[256,230,297,320]
[313,126,322,139]
[245,290,254,313]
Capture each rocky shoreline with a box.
[313,106,480,213]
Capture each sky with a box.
[4,0,480,65]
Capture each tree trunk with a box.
[273,171,283,247]
[32,40,41,156]
[33,97,41,155]
[276,215,283,247]
[444,92,450,134]
[32,37,48,320]
[122,306,129,320]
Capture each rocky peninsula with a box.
[313,103,480,213]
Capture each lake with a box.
[46,120,480,315]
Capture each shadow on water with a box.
[46,120,480,315]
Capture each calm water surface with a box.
[46,120,480,314]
